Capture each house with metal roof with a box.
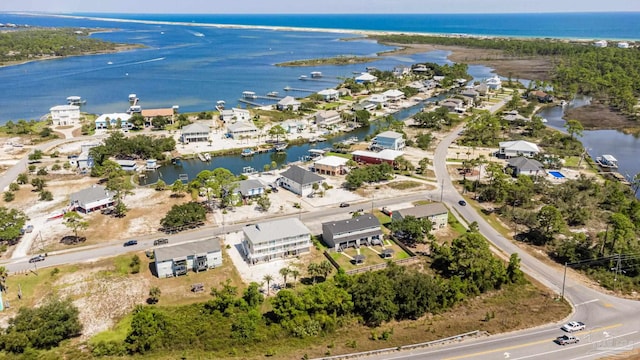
[355,72,377,84]
[95,113,131,130]
[499,140,541,158]
[180,122,210,143]
[382,89,405,102]
[315,110,341,127]
[277,96,301,111]
[278,165,325,196]
[391,203,449,230]
[154,238,222,278]
[226,121,258,139]
[242,218,311,264]
[322,214,382,251]
[352,149,404,166]
[70,185,115,213]
[317,88,340,102]
[506,157,546,177]
[234,179,266,198]
[372,131,406,151]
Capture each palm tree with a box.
[290,269,300,288]
[279,267,290,288]
[148,286,161,304]
[263,274,274,295]
[307,263,320,285]
[319,260,333,281]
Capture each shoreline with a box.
[0,43,142,69]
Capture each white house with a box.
[181,122,210,143]
[277,96,301,111]
[154,238,222,278]
[391,203,449,230]
[499,140,541,158]
[617,42,630,49]
[313,156,348,175]
[49,105,80,126]
[594,40,608,48]
[227,121,258,139]
[372,130,405,151]
[70,185,114,213]
[242,218,311,264]
[95,113,131,129]
[367,94,387,107]
[382,89,405,102]
[278,165,325,196]
[232,108,251,122]
[315,110,341,127]
[355,72,377,84]
[486,75,502,90]
[234,179,266,198]
[317,89,340,102]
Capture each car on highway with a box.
[28,254,46,263]
[561,321,586,332]
[339,202,350,208]
[555,335,580,345]
[123,240,138,247]
[458,200,467,206]
[153,238,169,246]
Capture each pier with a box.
[283,86,316,93]
[238,98,265,107]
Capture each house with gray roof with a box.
[391,203,449,230]
[227,121,258,139]
[506,157,546,177]
[234,179,266,198]
[277,96,301,111]
[499,140,541,158]
[70,185,114,213]
[278,165,325,196]
[180,122,210,143]
[322,214,382,251]
[154,238,222,278]
[242,218,311,264]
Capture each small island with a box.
[276,55,377,67]
[0,27,142,67]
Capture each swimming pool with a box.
[549,171,565,179]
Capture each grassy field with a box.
[330,240,411,272]
[386,181,423,190]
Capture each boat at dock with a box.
[215,100,226,111]
[273,142,288,152]
[241,148,255,157]
[595,154,619,170]
[66,96,86,106]
[197,153,206,162]
[267,91,279,97]
[204,153,211,161]
[242,91,257,99]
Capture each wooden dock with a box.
[238,98,264,107]
[283,86,316,93]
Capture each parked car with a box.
[28,254,46,263]
[555,335,580,345]
[339,202,350,208]
[458,200,467,206]
[561,321,586,332]
[25,225,34,233]
[123,240,138,247]
[153,238,169,246]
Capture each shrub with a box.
[3,192,15,202]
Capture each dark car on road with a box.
[123,240,138,247]
[28,254,46,263]
[339,202,350,208]
[458,200,467,206]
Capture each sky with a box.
[1,0,640,14]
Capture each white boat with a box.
[204,153,211,161]
[129,94,137,102]
[242,91,257,99]
[107,61,113,65]
[559,100,567,107]
[310,71,323,78]
[241,148,255,157]
[299,75,308,80]
[197,153,206,162]
[273,142,287,152]
[267,91,279,97]
[66,96,86,105]
[128,105,141,114]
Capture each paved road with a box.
[361,126,640,359]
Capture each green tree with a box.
[279,267,291,288]
[0,207,28,243]
[154,179,167,191]
[506,253,525,284]
[3,192,15,202]
[257,194,271,212]
[389,215,433,245]
[39,190,53,201]
[30,177,46,192]
[268,124,287,143]
[148,287,161,304]
[151,115,168,129]
[536,205,564,243]
[170,180,187,198]
[160,202,206,231]
[0,266,8,293]
[349,271,398,327]
[63,211,88,240]
[565,119,584,140]
[126,306,166,354]
[319,260,333,281]
[231,309,261,343]
[263,274,274,295]
[242,282,264,308]
[415,132,433,150]
[16,173,28,185]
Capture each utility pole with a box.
[613,254,621,292]
[561,262,567,300]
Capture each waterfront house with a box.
[317,89,340,102]
[382,89,405,102]
[440,98,465,113]
[461,89,479,104]
[372,131,406,151]
[367,94,387,107]
[49,105,80,126]
[352,149,404,167]
[313,156,348,176]
[277,96,301,111]
[315,110,341,127]
[242,218,311,264]
[502,110,530,123]
[506,157,546,177]
[393,65,410,77]
[407,81,425,91]
[70,185,114,213]
[281,119,306,134]
[432,75,445,83]
[235,179,266,198]
[115,159,138,172]
[180,122,211,143]
[155,238,222,278]
[486,75,502,90]
[278,165,325,196]
[233,108,252,122]
[412,64,430,74]
[352,101,377,112]
[391,203,449,230]
[141,108,174,126]
[220,109,234,122]
[322,214,383,251]
[528,90,553,103]
[617,42,630,49]
[594,40,608,48]
[94,113,131,130]
[475,83,489,96]
[355,72,377,84]
[499,140,541,158]
[226,121,258,139]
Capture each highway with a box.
[1,127,638,359]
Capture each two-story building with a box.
[312,156,348,176]
[50,105,80,126]
[180,122,211,143]
[154,238,222,278]
[315,110,342,127]
[242,218,311,264]
[372,131,406,151]
[391,203,449,230]
[278,165,325,196]
[322,214,383,251]
[317,89,340,102]
[226,121,258,139]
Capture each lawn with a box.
[325,151,353,159]
[386,181,422,190]
[329,240,411,272]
